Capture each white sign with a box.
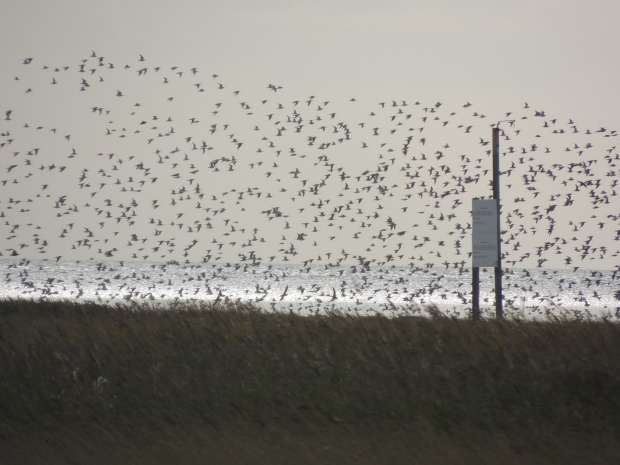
[472,199,498,267]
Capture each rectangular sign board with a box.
[472,199,498,267]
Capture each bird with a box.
[0,51,617,320]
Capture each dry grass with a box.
[1,298,620,464]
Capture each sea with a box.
[1,259,618,320]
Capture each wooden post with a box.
[472,266,480,320]
[492,127,504,319]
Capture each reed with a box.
[1,298,619,464]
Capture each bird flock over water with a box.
[0,51,618,317]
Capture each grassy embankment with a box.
[1,298,620,464]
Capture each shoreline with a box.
[1,259,619,321]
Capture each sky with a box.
[3,0,619,124]
[0,0,618,270]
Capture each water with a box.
[1,259,618,320]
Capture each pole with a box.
[492,127,503,319]
[472,266,480,320]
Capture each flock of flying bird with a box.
[0,51,618,317]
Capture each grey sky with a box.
[0,0,618,270]
[3,0,619,124]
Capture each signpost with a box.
[472,199,498,319]
[492,126,504,319]
[471,125,504,320]
[472,199,498,267]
